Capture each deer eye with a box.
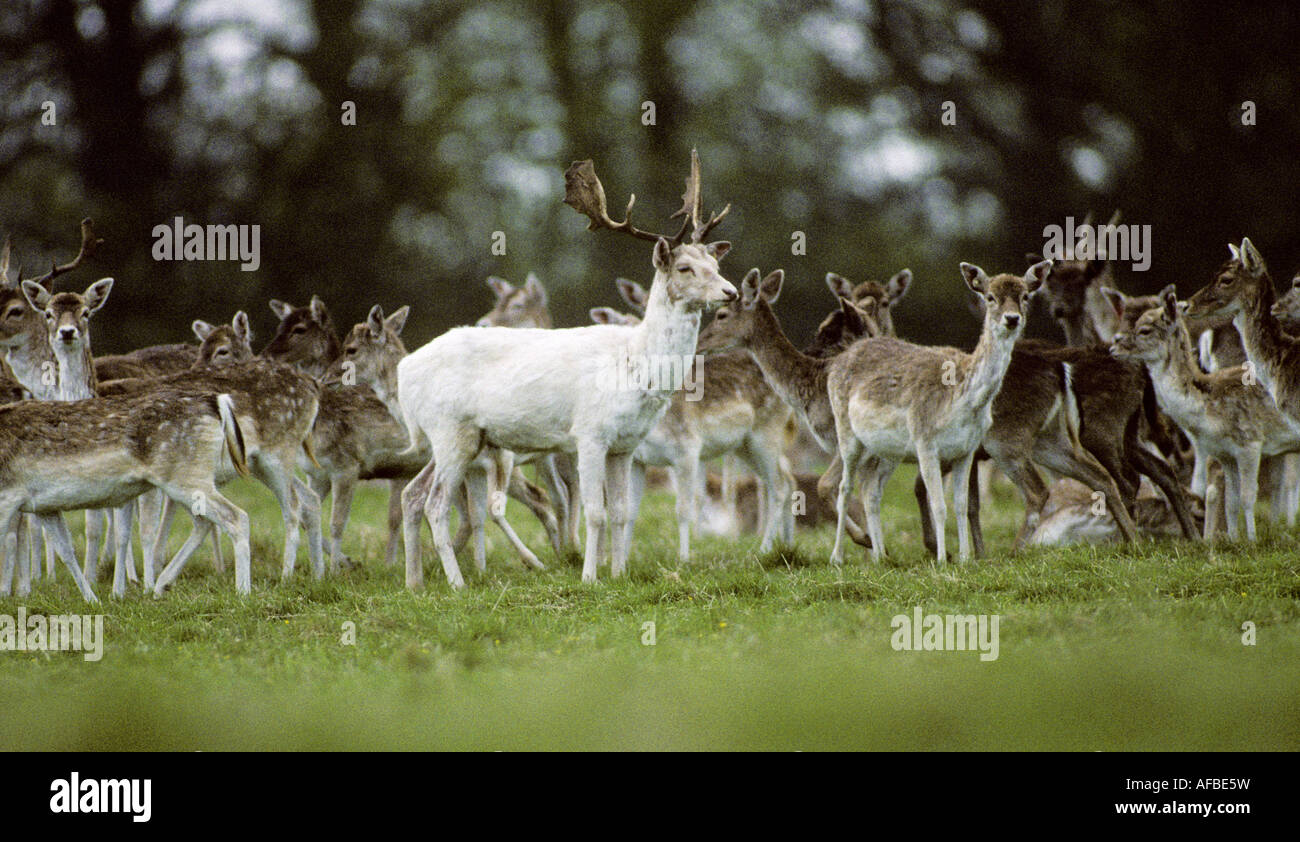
[216,347,229,356]
[346,347,357,355]
[5,307,23,319]
[677,265,693,274]
[715,311,728,321]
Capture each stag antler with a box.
[26,218,103,289]
[564,150,730,246]
[669,148,730,245]
[0,236,10,287]
[563,160,667,242]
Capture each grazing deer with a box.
[1112,286,1300,539]
[0,387,252,603]
[589,302,794,561]
[827,260,1050,564]
[398,151,735,587]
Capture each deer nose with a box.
[58,327,77,343]
[720,282,738,302]
[1003,313,1021,329]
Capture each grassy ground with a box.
[1,467,1298,750]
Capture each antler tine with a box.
[564,160,665,243]
[28,218,104,289]
[0,236,10,285]
[670,149,702,245]
[693,203,731,243]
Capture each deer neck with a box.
[1084,283,1118,343]
[960,321,1017,411]
[1232,282,1289,394]
[1146,332,1206,421]
[745,302,828,414]
[4,326,58,400]
[631,274,701,373]
[54,338,98,401]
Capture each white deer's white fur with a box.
[398,239,734,588]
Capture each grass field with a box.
[2,467,1298,751]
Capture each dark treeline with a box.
[2,0,1297,354]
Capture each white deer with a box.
[397,152,735,587]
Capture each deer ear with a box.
[385,305,409,336]
[524,273,547,307]
[1099,286,1125,318]
[887,269,912,301]
[486,276,513,299]
[192,320,215,342]
[759,270,783,304]
[1024,259,1052,292]
[589,307,624,326]
[840,298,866,337]
[825,272,854,301]
[960,262,989,294]
[310,295,330,325]
[1162,287,1180,321]
[21,279,49,310]
[653,238,673,271]
[366,305,385,339]
[616,277,648,311]
[1227,243,1241,262]
[233,311,252,344]
[706,241,731,261]
[1240,238,1265,276]
[269,299,293,321]
[83,277,113,314]
[739,268,762,307]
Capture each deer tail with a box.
[216,393,250,478]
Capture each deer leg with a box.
[385,479,405,566]
[540,455,571,550]
[83,509,105,582]
[625,460,647,553]
[952,451,978,562]
[157,487,251,595]
[821,453,871,549]
[607,452,634,578]
[1034,442,1137,543]
[38,515,99,604]
[328,472,359,571]
[401,461,438,590]
[671,456,698,563]
[492,464,546,572]
[1130,445,1199,540]
[740,441,788,554]
[1222,457,1243,540]
[294,477,324,579]
[832,433,863,566]
[779,457,796,544]
[426,438,476,591]
[1239,447,1261,542]
[43,525,56,581]
[145,498,178,591]
[109,504,136,599]
[576,442,610,583]
[916,446,947,564]
[0,509,20,597]
[464,466,490,573]
[14,515,33,597]
[505,467,559,560]
[1285,454,1300,528]
[152,519,212,596]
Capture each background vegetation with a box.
[3,0,1299,352]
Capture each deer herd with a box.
[2,152,1298,604]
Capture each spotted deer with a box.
[0,387,252,603]
[1112,285,1300,539]
[398,151,736,587]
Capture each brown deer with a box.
[476,274,553,328]
[1187,240,1300,432]
[824,269,911,336]
[1113,285,1300,539]
[0,386,253,603]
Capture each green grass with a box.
[2,467,1298,750]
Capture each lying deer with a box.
[398,151,736,587]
